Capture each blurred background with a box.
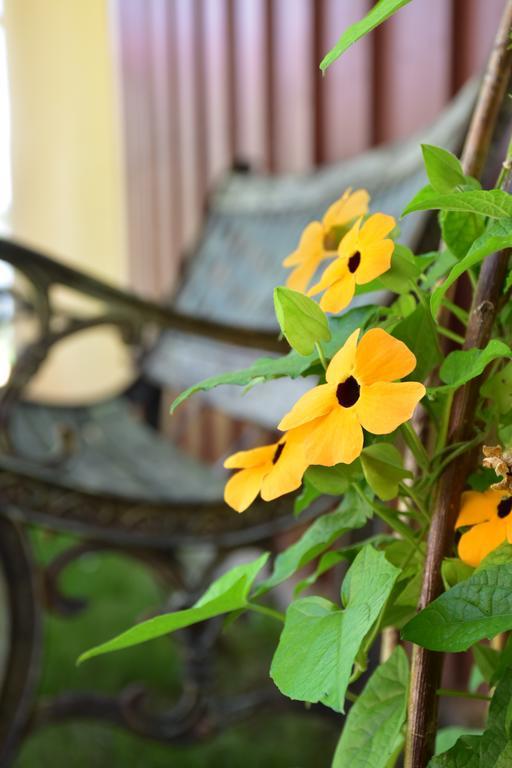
[0,1,507,766]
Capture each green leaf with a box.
[270,546,400,712]
[431,219,512,316]
[382,540,425,629]
[360,444,412,501]
[440,210,485,259]
[479,670,512,766]
[319,0,412,72]
[434,339,510,392]
[441,558,474,590]
[434,728,482,758]
[473,643,500,684]
[402,563,512,652]
[421,145,465,193]
[431,673,512,766]
[332,647,409,768]
[429,736,481,768]
[78,554,269,664]
[255,503,369,595]
[392,302,441,382]
[378,244,422,293]
[171,305,375,412]
[403,187,512,219]
[273,286,331,356]
[421,249,458,291]
[490,634,512,686]
[481,362,512,415]
[305,461,361,495]
[293,535,394,596]
[293,478,322,516]
[477,542,512,569]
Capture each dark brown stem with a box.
[404,4,512,766]
[460,7,512,178]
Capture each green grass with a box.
[14,531,337,767]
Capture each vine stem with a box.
[404,4,512,766]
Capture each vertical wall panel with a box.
[271,0,315,172]
[233,0,271,170]
[373,0,452,144]
[317,0,372,163]
[175,0,206,250]
[148,0,181,291]
[202,0,235,185]
[453,0,507,89]
[116,0,158,295]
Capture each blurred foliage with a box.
[14,530,337,767]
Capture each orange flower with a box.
[455,489,512,567]
[308,213,395,313]
[224,430,308,513]
[283,188,369,293]
[278,328,425,467]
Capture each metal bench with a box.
[0,80,476,764]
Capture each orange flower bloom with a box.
[455,489,512,567]
[278,328,425,467]
[224,430,308,513]
[308,213,395,313]
[283,188,369,293]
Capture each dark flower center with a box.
[272,442,285,465]
[348,251,361,273]
[497,496,512,518]
[336,376,360,408]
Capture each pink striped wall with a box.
[113,0,507,298]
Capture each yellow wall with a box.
[4,0,127,285]
[4,0,133,403]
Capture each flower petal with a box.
[319,275,355,314]
[283,221,323,267]
[224,465,269,513]
[357,381,425,434]
[337,218,362,258]
[224,443,276,469]
[303,408,363,466]
[458,519,508,567]
[455,489,501,528]
[326,328,360,385]
[355,240,394,285]
[322,189,369,231]
[261,438,308,501]
[309,255,348,295]
[358,213,396,245]
[278,384,336,431]
[355,328,417,385]
[286,259,325,293]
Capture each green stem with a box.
[353,484,417,543]
[436,688,491,702]
[246,602,285,623]
[434,391,454,456]
[441,298,469,326]
[401,422,430,471]
[429,430,485,488]
[399,482,429,522]
[436,326,466,345]
[315,341,328,371]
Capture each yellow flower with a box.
[283,188,369,293]
[455,489,512,567]
[224,430,308,513]
[308,213,395,313]
[278,328,425,467]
